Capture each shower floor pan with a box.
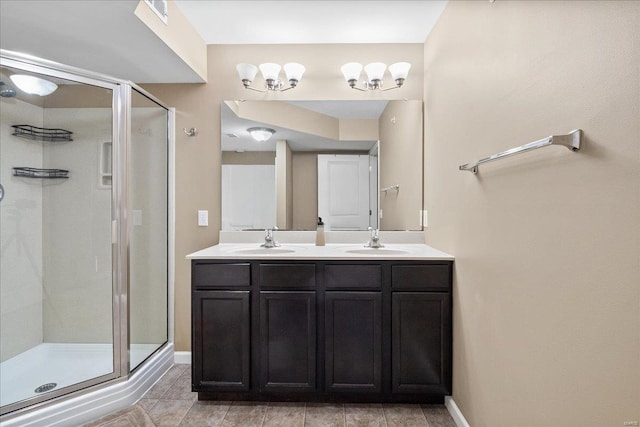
[0,343,159,408]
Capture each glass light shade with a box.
[236,63,258,82]
[259,63,281,81]
[389,62,411,80]
[283,63,305,82]
[248,127,275,142]
[364,63,387,81]
[10,74,58,96]
[340,62,363,82]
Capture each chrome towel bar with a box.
[459,129,582,174]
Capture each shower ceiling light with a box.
[237,62,305,92]
[10,74,58,96]
[341,62,411,91]
[248,127,275,142]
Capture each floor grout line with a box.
[421,404,432,427]
[381,404,389,427]
[220,400,233,425]
[302,402,307,427]
[259,401,269,427]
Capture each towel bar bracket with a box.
[553,129,582,152]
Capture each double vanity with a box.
[187,233,454,403]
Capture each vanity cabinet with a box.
[191,259,452,402]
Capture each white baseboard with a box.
[445,396,471,427]
[173,351,191,364]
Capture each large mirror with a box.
[221,100,423,231]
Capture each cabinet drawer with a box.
[391,264,451,290]
[192,262,251,288]
[259,264,316,288]
[325,264,381,289]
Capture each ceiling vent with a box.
[144,0,168,24]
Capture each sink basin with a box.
[232,248,296,255]
[346,248,410,255]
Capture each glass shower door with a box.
[0,65,117,413]
[128,88,168,370]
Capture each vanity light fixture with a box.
[248,127,275,142]
[236,62,305,92]
[9,74,58,96]
[341,62,411,91]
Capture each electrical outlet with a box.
[624,421,639,426]
[198,210,208,227]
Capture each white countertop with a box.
[186,243,454,261]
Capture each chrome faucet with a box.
[261,226,280,248]
[365,227,384,248]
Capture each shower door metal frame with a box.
[124,85,173,375]
[0,49,173,417]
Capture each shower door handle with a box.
[0,183,4,202]
[112,220,118,244]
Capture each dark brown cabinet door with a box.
[392,292,451,394]
[259,292,316,392]
[193,290,250,391]
[325,292,382,392]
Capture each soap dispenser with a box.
[315,217,325,246]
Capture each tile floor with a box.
[85,364,457,427]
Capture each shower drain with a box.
[34,383,57,393]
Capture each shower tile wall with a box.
[0,99,44,362]
[1,98,167,363]
[42,108,112,344]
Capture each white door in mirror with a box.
[318,155,370,230]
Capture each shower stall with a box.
[0,50,173,423]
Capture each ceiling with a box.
[174,1,448,45]
[0,1,447,84]
[0,0,204,83]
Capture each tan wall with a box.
[292,153,318,230]
[142,43,423,352]
[338,118,378,141]
[134,0,207,81]
[423,1,640,426]
[233,101,379,142]
[275,140,292,229]
[379,100,423,230]
[222,151,275,165]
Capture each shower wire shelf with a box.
[11,124,73,142]
[13,167,69,179]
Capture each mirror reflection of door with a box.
[317,155,370,230]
